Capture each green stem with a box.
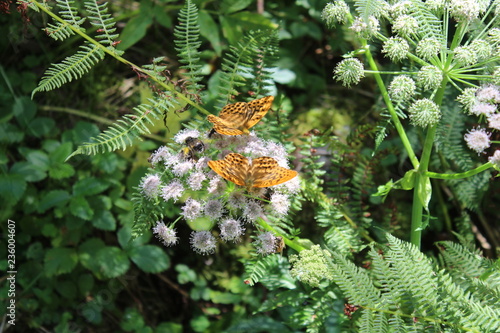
[363,43,420,169]
[30,0,210,115]
[410,76,449,247]
[256,217,306,252]
[425,162,493,179]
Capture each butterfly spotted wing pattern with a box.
[208,153,297,190]
[207,153,250,186]
[207,96,274,135]
[250,156,298,188]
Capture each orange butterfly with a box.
[208,153,297,190]
[207,96,274,135]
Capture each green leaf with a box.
[28,117,56,138]
[49,142,73,163]
[418,176,432,211]
[290,21,322,40]
[199,10,222,55]
[13,96,36,127]
[128,245,170,273]
[73,177,110,196]
[0,123,24,143]
[221,0,253,13]
[0,174,27,205]
[70,195,94,220]
[95,246,130,278]
[91,153,120,174]
[44,247,79,276]
[23,150,50,171]
[49,163,75,179]
[11,161,47,182]
[37,190,70,213]
[400,169,416,190]
[118,9,153,51]
[92,210,116,231]
[79,238,106,272]
[156,323,182,333]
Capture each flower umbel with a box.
[408,99,441,127]
[190,231,217,255]
[333,58,365,87]
[464,128,491,154]
[152,221,178,247]
[289,245,334,287]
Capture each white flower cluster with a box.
[140,128,299,255]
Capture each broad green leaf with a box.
[28,117,56,138]
[49,163,75,179]
[95,246,130,278]
[290,21,322,40]
[73,177,110,197]
[69,195,94,220]
[120,308,147,332]
[209,290,241,304]
[118,11,153,51]
[156,323,182,333]
[0,123,24,143]
[221,0,253,13]
[199,10,222,55]
[79,238,106,272]
[50,142,73,163]
[11,161,46,182]
[37,190,70,213]
[23,150,50,171]
[44,247,78,276]
[128,245,170,273]
[117,225,150,249]
[92,210,116,231]
[91,153,120,174]
[0,174,26,205]
[13,96,36,127]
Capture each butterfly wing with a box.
[250,156,298,188]
[244,96,274,130]
[207,101,250,135]
[208,153,250,186]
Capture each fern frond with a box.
[68,97,177,158]
[407,0,443,41]
[32,43,105,96]
[131,189,167,238]
[84,0,120,50]
[174,0,204,93]
[45,0,85,41]
[353,0,388,21]
[243,253,290,286]
[247,31,279,97]
[217,30,277,107]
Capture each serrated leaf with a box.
[0,123,24,143]
[128,245,170,273]
[44,247,78,276]
[79,238,106,272]
[92,210,116,231]
[49,163,75,179]
[0,174,26,205]
[24,150,50,171]
[73,177,109,196]
[28,117,56,138]
[95,246,130,278]
[70,195,94,220]
[49,142,73,163]
[11,161,47,182]
[38,190,70,213]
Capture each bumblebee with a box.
[181,137,205,161]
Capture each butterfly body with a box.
[207,96,274,135]
[208,153,297,191]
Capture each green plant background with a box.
[1,0,499,332]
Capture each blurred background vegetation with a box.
[1,0,498,332]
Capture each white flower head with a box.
[190,231,217,255]
[161,180,185,203]
[488,113,500,130]
[181,198,203,221]
[219,218,245,242]
[174,128,201,144]
[152,221,178,247]
[140,174,162,199]
[464,128,491,154]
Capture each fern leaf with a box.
[174,0,204,93]
[84,0,120,50]
[217,30,277,107]
[353,0,388,21]
[68,97,176,158]
[32,43,105,96]
[407,0,443,41]
[45,0,85,40]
